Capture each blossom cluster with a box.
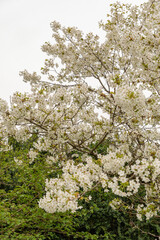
[0,0,160,221]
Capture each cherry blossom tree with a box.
[0,0,160,222]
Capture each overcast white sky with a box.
[0,0,147,102]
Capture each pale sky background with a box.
[0,0,148,103]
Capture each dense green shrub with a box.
[0,138,159,239]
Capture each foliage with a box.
[0,139,160,239]
[0,138,76,239]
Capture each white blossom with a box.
[0,0,160,221]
